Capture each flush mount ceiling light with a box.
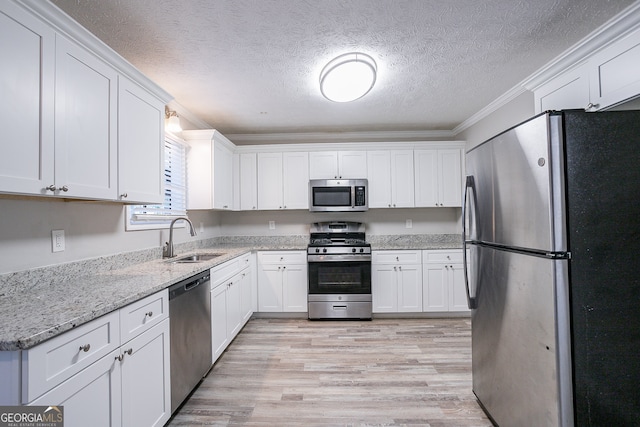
[320,52,377,103]
[165,106,182,133]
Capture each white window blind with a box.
[127,135,187,229]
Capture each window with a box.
[126,134,188,230]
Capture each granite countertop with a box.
[0,234,460,351]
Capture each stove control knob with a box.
[352,248,357,253]
[360,248,364,253]
[323,248,327,253]
[315,248,320,253]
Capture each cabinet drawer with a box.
[423,250,464,263]
[258,251,306,265]
[238,252,252,270]
[373,250,421,264]
[211,259,240,288]
[119,289,168,344]
[22,310,120,403]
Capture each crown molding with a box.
[18,0,173,103]
[226,129,455,145]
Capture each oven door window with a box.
[308,261,371,294]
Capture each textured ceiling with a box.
[51,0,634,137]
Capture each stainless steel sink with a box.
[169,253,222,263]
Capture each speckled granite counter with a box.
[0,234,459,351]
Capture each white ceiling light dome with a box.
[320,52,377,103]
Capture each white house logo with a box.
[0,405,63,427]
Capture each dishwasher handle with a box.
[169,271,211,300]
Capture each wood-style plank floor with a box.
[166,318,493,426]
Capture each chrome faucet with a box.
[163,217,197,258]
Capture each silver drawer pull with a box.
[125,348,133,356]
[58,185,69,192]
[79,344,91,353]
[145,311,153,318]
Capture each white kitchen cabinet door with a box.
[338,151,368,178]
[534,64,590,114]
[120,319,171,427]
[239,268,253,323]
[54,35,118,200]
[438,149,462,207]
[449,263,469,312]
[423,264,448,312]
[283,151,309,209]
[210,284,228,363]
[397,264,422,312]
[390,150,415,208]
[367,151,392,208]
[213,142,234,209]
[257,152,284,210]
[589,28,640,110]
[415,149,462,208]
[372,264,398,312]
[29,349,122,427]
[309,151,338,179]
[184,130,234,210]
[239,153,258,210]
[282,263,308,312]
[117,76,164,204]
[226,274,243,339]
[257,264,284,311]
[414,149,439,207]
[0,2,55,196]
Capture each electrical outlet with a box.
[269,221,276,230]
[52,229,65,252]
[405,219,413,229]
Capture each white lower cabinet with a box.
[21,289,171,427]
[257,251,307,312]
[210,253,254,363]
[372,251,423,313]
[423,250,470,313]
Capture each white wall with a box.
[457,91,535,150]
[0,197,222,274]
[218,208,461,236]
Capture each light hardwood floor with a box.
[167,318,493,426]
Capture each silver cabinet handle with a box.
[125,348,132,356]
[46,185,57,192]
[145,311,153,318]
[58,185,69,192]
[79,344,91,352]
[120,193,128,198]
[585,102,599,111]
[116,354,124,361]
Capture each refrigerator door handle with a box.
[462,175,477,309]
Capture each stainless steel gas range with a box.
[307,221,372,320]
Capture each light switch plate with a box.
[405,219,412,229]
[269,221,275,230]
[52,229,65,252]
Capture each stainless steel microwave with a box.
[309,179,368,212]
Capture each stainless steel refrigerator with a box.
[463,110,640,426]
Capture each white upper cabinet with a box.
[0,2,55,195]
[367,150,414,208]
[533,26,640,113]
[0,1,171,202]
[415,149,462,207]
[117,76,165,204]
[184,130,234,210]
[257,151,309,210]
[54,35,118,200]
[309,151,367,179]
[589,27,640,110]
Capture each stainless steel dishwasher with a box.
[168,270,212,413]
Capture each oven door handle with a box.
[307,254,372,262]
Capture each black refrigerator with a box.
[463,109,640,426]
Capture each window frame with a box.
[125,132,189,231]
